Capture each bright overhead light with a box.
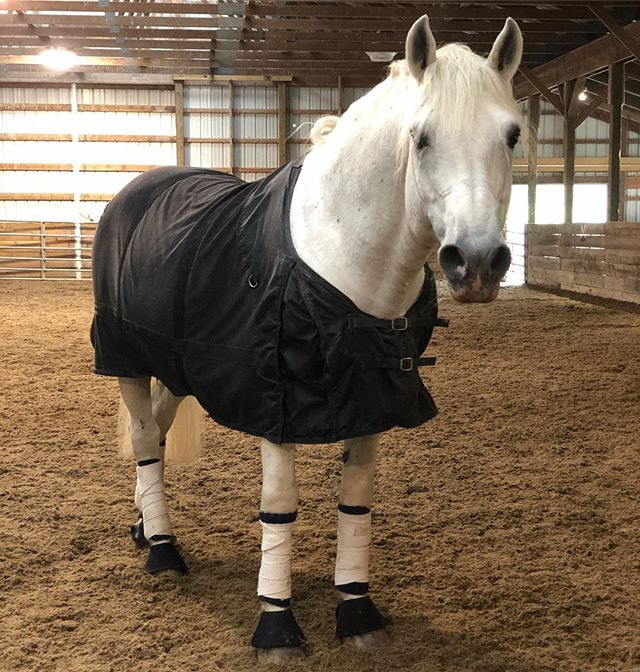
[366,51,397,63]
[579,90,588,101]
[38,48,79,71]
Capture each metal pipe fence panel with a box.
[0,220,95,280]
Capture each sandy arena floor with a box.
[1,281,639,672]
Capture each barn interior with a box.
[1,3,639,672]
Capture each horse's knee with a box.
[260,482,298,513]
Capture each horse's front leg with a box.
[251,438,306,662]
[119,377,187,575]
[335,434,388,648]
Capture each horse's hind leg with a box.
[130,379,184,547]
[119,377,187,575]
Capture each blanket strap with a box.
[360,356,436,372]
[347,316,449,331]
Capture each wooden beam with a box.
[567,76,586,118]
[512,157,640,172]
[608,62,624,221]
[0,2,598,20]
[589,5,640,62]
[514,20,640,101]
[228,82,234,176]
[563,115,576,226]
[620,119,629,221]
[574,91,608,127]
[277,81,287,166]
[527,95,540,226]
[519,65,563,115]
[174,80,185,166]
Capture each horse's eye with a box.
[410,128,429,152]
[507,126,521,149]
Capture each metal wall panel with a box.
[0,200,77,222]
[78,141,175,165]
[233,85,277,110]
[0,87,70,104]
[186,113,229,139]
[0,140,74,163]
[187,143,230,170]
[0,110,72,133]
[185,84,229,109]
[289,87,339,112]
[2,83,637,280]
[626,187,639,222]
[78,87,174,106]
[78,111,175,135]
[184,84,230,170]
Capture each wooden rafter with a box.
[0,1,638,86]
[589,5,640,62]
[519,65,563,115]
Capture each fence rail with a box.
[0,220,96,279]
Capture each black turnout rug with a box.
[91,160,445,444]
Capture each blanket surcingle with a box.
[91,160,446,444]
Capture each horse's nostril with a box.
[489,245,511,279]
[439,245,466,278]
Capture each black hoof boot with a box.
[145,541,188,575]
[336,595,386,639]
[251,609,306,650]
[130,517,148,549]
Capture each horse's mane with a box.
[310,43,522,153]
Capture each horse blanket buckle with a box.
[399,357,413,372]
[391,317,408,331]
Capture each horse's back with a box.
[92,166,244,312]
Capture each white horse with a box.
[114,15,523,662]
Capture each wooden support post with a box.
[608,61,624,221]
[527,94,540,225]
[277,81,287,166]
[620,118,629,221]
[228,81,234,176]
[174,80,185,166]
[337,75,343,115]
[563,110,576,226]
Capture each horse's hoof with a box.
[145,541,188,575]
[335,595,386,640]
[251,609,306,661]
[256,646,306,664]
[130,517,148,549]
[342,628,389,651]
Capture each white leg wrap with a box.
[335,511,371,589]
[257,521,293,601]
[135,445,165,511]
[136,462,172,542]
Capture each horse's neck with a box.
[289,83,436,319]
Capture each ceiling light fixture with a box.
[578,90,588,101]
[366,51,397,63]
[38,48,79,71]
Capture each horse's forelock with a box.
[415,43,522,134]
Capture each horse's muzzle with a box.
[438,243,511,303]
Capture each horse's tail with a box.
[310,115,339,145]
[164,395,203,465]
[118,383,203,465]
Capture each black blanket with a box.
[91,160,445,444]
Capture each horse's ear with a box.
[487,18,523,82]
[405,15,437,81]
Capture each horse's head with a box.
[402,16,523,303]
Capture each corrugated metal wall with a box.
[1,82,637,284]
